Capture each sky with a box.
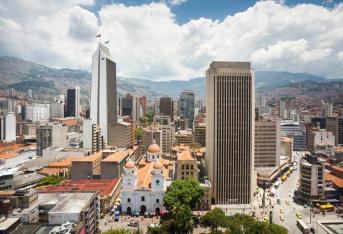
[0,0,342,80]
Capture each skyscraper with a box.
[159,97,173,120]
[205,61,255,207]
[180,90,195,129]
[66,86,80,118]
[90,43,117,144]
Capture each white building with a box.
[50,95,65,118]
[90,43,117,144]
[24,103,50,122]
[121,142,173,214]
[0,112,16,142]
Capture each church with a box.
[120,141,174,214]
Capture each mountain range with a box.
[0,56,334,97]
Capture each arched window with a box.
[156,180,160,185]
[186,165,189,170]
[141,196,145,202]
[127,179,131,185]
[127,198,131,203]
[156,199,160,203]
[182,165,184,170]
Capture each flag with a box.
[96,34,101,37]
[105,40,109,44]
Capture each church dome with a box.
[153,161,163,170]
[147,143,160,154]
[125,160,135,169]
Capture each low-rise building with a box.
[175,130,193,146]
[176,150,198,180]
[71,152,102,180]
[101,150,130,179]
[37,192,99,234]
[108,122,133,148]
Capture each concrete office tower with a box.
[206,61,255,207]
[27,89,33,99]
[159,97,173,120]
[279,99,286,119]
[255,119,280,168]
[132,96,142,123]
[0,112,16,142]
[83,119,104,154]
[193,120,206,147]
[322,101,333,118]
[90,43,117,144]
[66,87,80,118]
[51,95,65,118]
[36,123,68,156]
[180,90,195,129]
[326,117,343,146]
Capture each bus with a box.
[281,175,287,182]
[297,219,310,234]
[320,203,334,212]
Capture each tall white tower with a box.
[90,43,117,144]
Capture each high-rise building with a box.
[121,94,141,122]
[51,95,65,118]
[0,112,16,142]
[83,119,104,154]
[193,120,206,147]
[255,118,280,168]
[326,117,343,146]
[159,97,173,120]
[279,99,286,119]
[205,61,255,207]
[322,101,333,117]
[23,103,50,123]
[90,43,117,144]
[66,87,80,118]
[36,123,68,156]
[180,90,195,129]
[27,89,33,100]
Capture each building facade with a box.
[159,97,173,121]
[205,61,255,207]
[255,118,280,168]
[90,43,117,145]
[66,87,80,118]
[179,90,195,129]
[326,117,343,146]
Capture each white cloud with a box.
[169,0,188,6]
[0,0,342,79]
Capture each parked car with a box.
[144,212,149,218]
[128,220,139,227]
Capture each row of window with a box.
[127,197,160,203]
[181,164,194,170]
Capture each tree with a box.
[268,223,288,234]
[164,179,204,210]
[200,208,228,232]
[135,127,143,141]
[37,175,65,186]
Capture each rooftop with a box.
[39,178,120,197]
[325,172,343,188]
[102,150,129,162]
[178,150,195,161]
[72,152,101,162]
[0,217,20,231]
[48,156,81,168]
[38,192,96,214]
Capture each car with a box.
[296,212,302,219]
[148,224,161,229]
[280,208,284,213]
[135,212,140,217]
[304,204,308,208]
[280,215,285,221]
[128,220,139,227]
[144,212,149,218]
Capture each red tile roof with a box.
[39,178,120,197]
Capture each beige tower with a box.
[205,61,255,207]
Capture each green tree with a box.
[200,208,228,232]
[164,179,204,210]
[173,205,194,234]
[268,223,288,234]
[37,175,65,186]
[135,127,143,141]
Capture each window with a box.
[156,180,160,185]
[191,165,193,170]
[127,198,131,203]
[186,165,189,170]
[141,196,145,202]
[156,199,160,203]
[182,165,184,170]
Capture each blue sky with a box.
[87,0,340,23]
[0,0,342,80]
